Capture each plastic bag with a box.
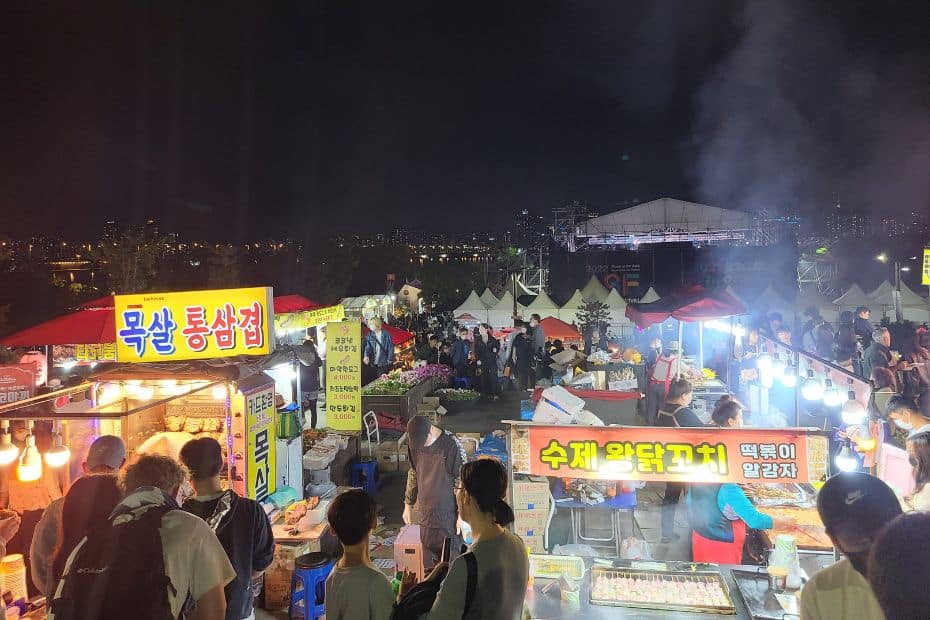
[620,537,652,560]
[552,543,600,558]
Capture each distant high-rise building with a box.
[143,218,160,240]
[826,202,869,240]
[102,219,118,241]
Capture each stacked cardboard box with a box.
[263,540,311,610]
[512,475,551,553]
[416,396,446,424]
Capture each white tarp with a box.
[604,288,631,327]
[833,284,873,308]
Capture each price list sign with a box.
[325,321,362,431]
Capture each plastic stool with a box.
[453,376,472,389]
[350,457,378,494]
[289,552,334,620]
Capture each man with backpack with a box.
[50,454,234,620]
[180,438,274,620]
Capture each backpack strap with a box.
[462,551,478,618]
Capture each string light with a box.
[835,442,858,472]
[841,378,867,424]
[0,421,21,466]
[823,374,846,407]
[801,369,824,401]
[17,423,42,482]
[780,363,798,388]
[771,352,786,378]
[44,422,71,468]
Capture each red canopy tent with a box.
[625,286,746,329]
[539,317,582,343]
[362,323,415,346]
[1,293,325,347]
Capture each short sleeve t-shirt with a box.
[325,563,395,620]
[800,558,884,620]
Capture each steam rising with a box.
[692,0,930,218]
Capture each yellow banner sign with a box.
[325,321,362,431]
[75,343,116,362]
[114,287,275,362]
[274,304,345,332]
[923,248,930,286]
[245,385,276,501]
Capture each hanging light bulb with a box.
[211,385,228,400]
[780,363,798,388]
[757,352,773,372]
[823,375,846,407]
[98,383,123,405]
[17,428,42,482]
[835,442,859,472]
[801,369,824,401]
[136,385,154,400]
[841,383,867,424]
[0,421,21,466]
[44,424,71,468]
[771,353,786,378]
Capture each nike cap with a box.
[817,472,901,543]
[85,435,127,471]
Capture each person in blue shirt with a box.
[688,397,795,563]
[363,317,395,377]
[450,327,472,378]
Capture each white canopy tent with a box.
[833,284,873,309]
[580,275,609,302]
[558,289,586,326]
[755,284,794,317]
[797,287,839,322]
[487,291,525,329]
[640,287,661,303]
[869,280,930,322]
[525,290,561,320]
[479,288,499,308]
[603,288,632,335]
[453,290,488,323]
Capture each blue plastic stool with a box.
[350,457,378,495]
[289,552,334,620]
[453,376,472,389]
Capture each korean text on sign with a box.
[325,321,362,431]
[525,425,819,484]
[114,287,274,362]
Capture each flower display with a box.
[363,364,452,395]
[433,388,481,401]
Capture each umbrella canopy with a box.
[640,287,661,303]
[625,286,747,328]
[454,312,481,324]
[0,307,116,346]
[525,290,560,319]
[539,317,582,342]
[832,284,873,308]
[362,323,415,346]
[580,275,609,302]
[479,288,499,308]
[558,289,586,325]
[273,295,321,314]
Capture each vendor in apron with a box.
[646,340,685,425]
[689,398,793,563]
[402,415,468,568]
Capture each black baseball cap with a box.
[817,472,902,544]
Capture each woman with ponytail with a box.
[421,459,529,619]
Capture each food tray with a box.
[530,554,585,580]
[764,506,833,551]
[730,568,801,619]
[590,566,736,614]
[742,483,814,508]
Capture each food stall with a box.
[506,420,832,619]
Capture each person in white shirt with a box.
[50,454,235,620]
[800,472,901,620]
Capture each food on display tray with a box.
[765,506,832,550]
[590,566,736,613]
[741,483,812,507]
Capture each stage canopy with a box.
[625,286,747,328]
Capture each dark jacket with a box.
[363,329,395,367]
[656,404,704,428]
[474,335,500,366]
[183,491,274,620]
[853,316,873,344]
[513,334,534,368]
[862,342,891,379]
[450,338,471,370]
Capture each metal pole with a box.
[894,261,903,323]
[699,321,704,371]
[795,349,802,427]
[677,320,684,378]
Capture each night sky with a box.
[2,1,927,241]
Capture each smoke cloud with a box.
[691,0,930,219]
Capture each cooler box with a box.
[394,525,425,582]
[533,386,584,424]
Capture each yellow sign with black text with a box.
[245,385,276,502]
[922,248,930,286]
[325,321,362,431]
[274,304,345,332]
